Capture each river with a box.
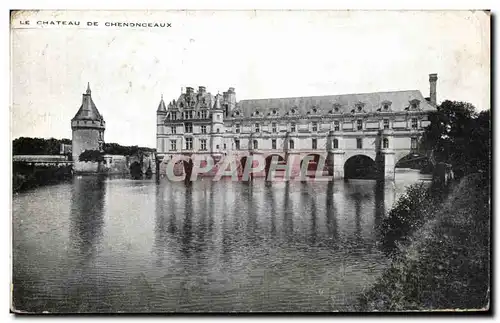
[12,170,431,313]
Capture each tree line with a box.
[12,137,155,157]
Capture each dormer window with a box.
[354,102,365,113]
[255,111,260,116]
[291,108,297,114]
[236,111,240,116]
[383,104,389,110]
[272,109,277,115]
[409,99,420,110]
[312,107,317,114]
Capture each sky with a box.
[11,10,490,147]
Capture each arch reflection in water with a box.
[69,175,106,261]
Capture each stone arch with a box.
[395,151,433,174]
[300,153,328,174]
[344,154,378,179]
[264,154,287,180]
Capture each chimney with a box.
[186,87,194,95]
[198,86,206,94]
[429,73,438,107]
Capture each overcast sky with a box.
[11,10,490,147]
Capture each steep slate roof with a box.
[234,90,435,118]
[72,83,104,121]
[157,94,167,112]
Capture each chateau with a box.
[155,74,438,179]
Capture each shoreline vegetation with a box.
[356,173,490,311]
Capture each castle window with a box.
[171,126,176,134]
[255,123,260,133]
[383,138,389,149]
[289,139,295,150]
[333,139,339,149]
[334,121,340,131]
[184,123,193,133]
[312,138,317,149]
[170,140,176,151]
[272,139,277,149]
[171,112,177,120]
[201,125,207,134]
[411,118,418,129]
[185,138,193,150]
[200,139,207,151]
[253,140,259,150]
[290,123,296,132]
[357,119,363,131]
[312,122,318,132]
[235,139,240,150]
[383,119,390,129]
[201,110,208,119]
[272,122,277,133]
[356,138,362,149]
[235,124,240,133]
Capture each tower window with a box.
[334,121,340,131]
[383,119,390,129]
[235,139,240,150]
[255,123,260,133]
[333,139,339,149]
[356,138,362,149]
[184,123,193,133]
[290,123,296,132]
[200,139,207,151]
[170,140,176,151]
[289,139,295,150]
[272,139,277,149]
[383,138,389,149]
[357,119,363,131]
[185,138,193,150]
[272,122,277,133]
[253,140,259,149]
[312,122,318,132]
[411,118,418,129]
[312,138,317,149]
[235,124,240,133]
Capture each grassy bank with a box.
[358,174,490,311]
[13,163,73,193]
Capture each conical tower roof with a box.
[157,94,167,112]
[72,83,104,121]
[213,94,222,110]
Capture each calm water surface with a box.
[13,171,430,312]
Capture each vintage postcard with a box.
[10,10,491,313]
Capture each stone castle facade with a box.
[156,74,438,179]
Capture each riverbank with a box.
[357,173,490,311]
[12,163,73,193]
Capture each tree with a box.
[420,100,490,177]
[79,150,104,163]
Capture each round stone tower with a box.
[71,83,106,173]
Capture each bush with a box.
[79,150,104,163]
[379,183,434,254]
